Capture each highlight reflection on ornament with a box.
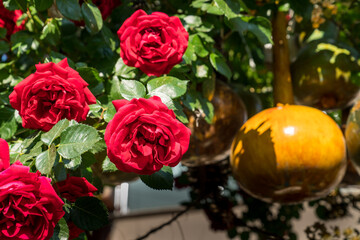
[181,81,247,167]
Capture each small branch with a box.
[135,205,193,240]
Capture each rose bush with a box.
[0,139,64,240]
[9,58,96,132]
[117,9,189,77]
[105,96,191,175]
[0,0,25,38]
[55,176,97,240]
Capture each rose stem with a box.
[272,9,294,105]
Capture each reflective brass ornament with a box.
[181,81,247,167]
[291,41,360,110]
[231,104,347,203]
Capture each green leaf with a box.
[41,119,76,146]
[147,76,188,99]
[11,31,33,56]
[102,156,118,172]
[172,100,189,124]
[89,139,106,155]
[0,41,9,54]
[80,152,98,168]
[81,2,103,34]
[56,0,82,21]
[214,0,239,18]
[49,218,69,240]
[0,28,7,38]
[183,15,202,28]
[35,144,57,175]
[40,19,61,46]
[54,162,67,182]
[3,0,26,11]
[183,91,214,124]
[0,106,17,140]
[148,92,175,109]
[64,156,82,170]
[110,77,123,101]
[71,196,109,231]
[119,80,146,100]
[113,58,137,79]
[58,124,100,159]
[77,67,104,96]
[18,141,43,164]
[140,166,173,190]
[209,52,232,80]
[230,16,272,45]
[35,0,53,11]
[104,103,116,122]
[101,25,117,50]
[183,39,197,64]
[190,34,209,58]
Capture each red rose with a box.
[55,176,97,202]
[54,176,97,239]
[0,138,9,171]
[9,58,96,131]
[0,0,25,38]
[67,222,85,240]
[0,141,64,240]
[117,10,189,77]
[104,96,191,175]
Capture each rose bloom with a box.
[54,176,97,240]
[0,138,9,171]
[54,176,97,203]
[0,0,25,38]
[0,139,64,240]
[9,58,96,131]
[117,10,189,77]
[105,96,191,175]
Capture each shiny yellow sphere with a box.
[230,104,346,203]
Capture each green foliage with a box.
[81,2,103,34]
[147,76,188,99]
[71,197,109,231]
[58,124,100,159]
[56,0,82,21]
[140,166,174,190]
[35,144,56,175]
[119,80,146,100]
[49,218,69,240]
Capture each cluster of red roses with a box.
[1,3,190,240]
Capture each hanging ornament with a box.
[230,104,346,203]
[181,80,247,167]
[291,41,360,110]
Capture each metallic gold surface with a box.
[231,104,347,203]
[291,42,360,110]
